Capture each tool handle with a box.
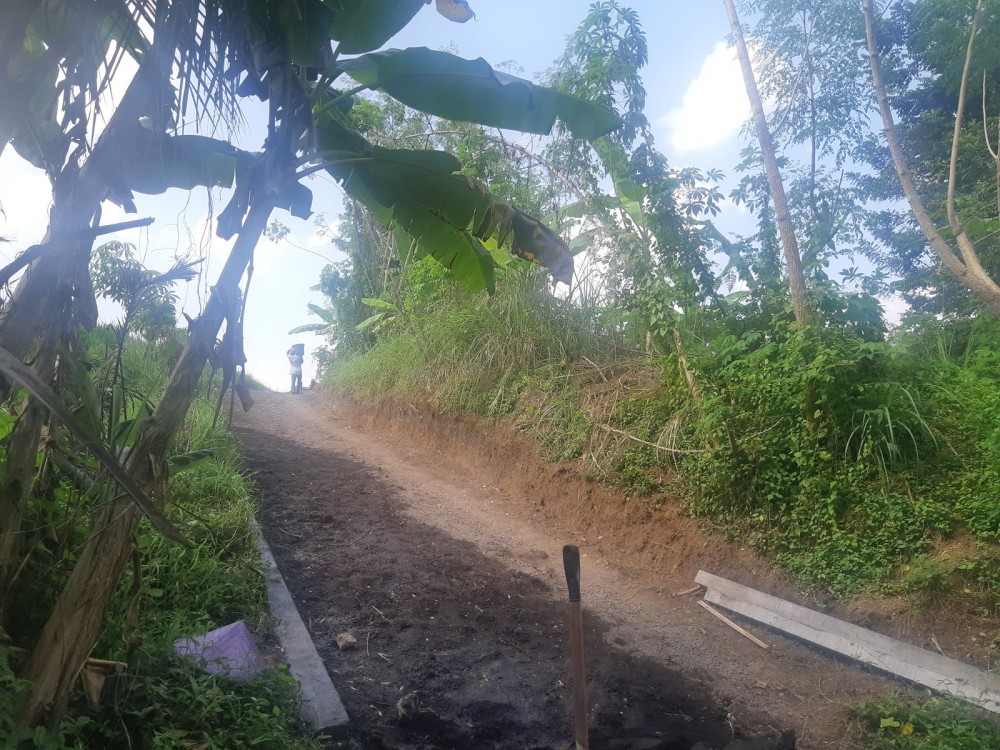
[568,602,588,749]
[563,544,581,602]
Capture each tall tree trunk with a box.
[863,0,1000,315]
[722,0,811,326]
[18,197,275,726]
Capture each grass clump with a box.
[855,695,1000,749]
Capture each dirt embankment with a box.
[235,390,936,749]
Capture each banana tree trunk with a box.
[18,198,275,727]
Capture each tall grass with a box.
[331,262,630,415]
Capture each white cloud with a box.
[662,42,749,154]
[880,293,909,328]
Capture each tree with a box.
[545,1,727,364]
[730,0,878,293]
[1,0,620,725]
[863,0,1000,316]
[723,0,811,325]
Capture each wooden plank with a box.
[695,570,1000,714]
[697,599,769,649]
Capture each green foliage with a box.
[69,421,318,750]
[0,644,88,749]
[288,303,335,336]
[685,321,949,594]
[856,695,1000,749]
[608,387,691,496]
[863,0,1000,311]
[1,335,317,748]
[330,258,616,412]
[71,657,313,750]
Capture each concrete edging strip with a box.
[696,570,1000,714]
[253,518,349,733]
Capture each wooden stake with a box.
[563,545,589,750]
[673,584,703,598]
[697,599,769,649]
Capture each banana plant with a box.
[288,303,336,336]
[355,298,400,334]
[221,0,622,293]
[0,347,186,544]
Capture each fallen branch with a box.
[581,356,608,383]
[597,424,706,454]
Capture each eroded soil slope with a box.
[235,391,906,750]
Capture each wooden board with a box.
[695,570,1000,714]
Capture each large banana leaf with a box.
[341,168,495,292]
[392,201,496,293]
[317,122,574,286]
[118,134,244,196]
[5,0,150,165]
[288,323,328,333]
[324,0,429,55]
[339,48,622,139]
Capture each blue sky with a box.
[0,1,755,390]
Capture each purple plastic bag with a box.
[174,620,266,679]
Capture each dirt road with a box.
[235,391,901,749]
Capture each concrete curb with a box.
[253,519,349,734]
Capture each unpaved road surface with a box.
[235,391,903,749]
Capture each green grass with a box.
[73,396,320,749]
[855,695,1000,749]
[330,262,626,413]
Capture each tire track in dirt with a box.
[235,391,901,749]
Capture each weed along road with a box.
[235,391,900,749]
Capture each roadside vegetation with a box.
[324,1,1000,605]
[856,695,1000,749]
[1,325,318,748]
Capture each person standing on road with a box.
[287,346,304,394]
